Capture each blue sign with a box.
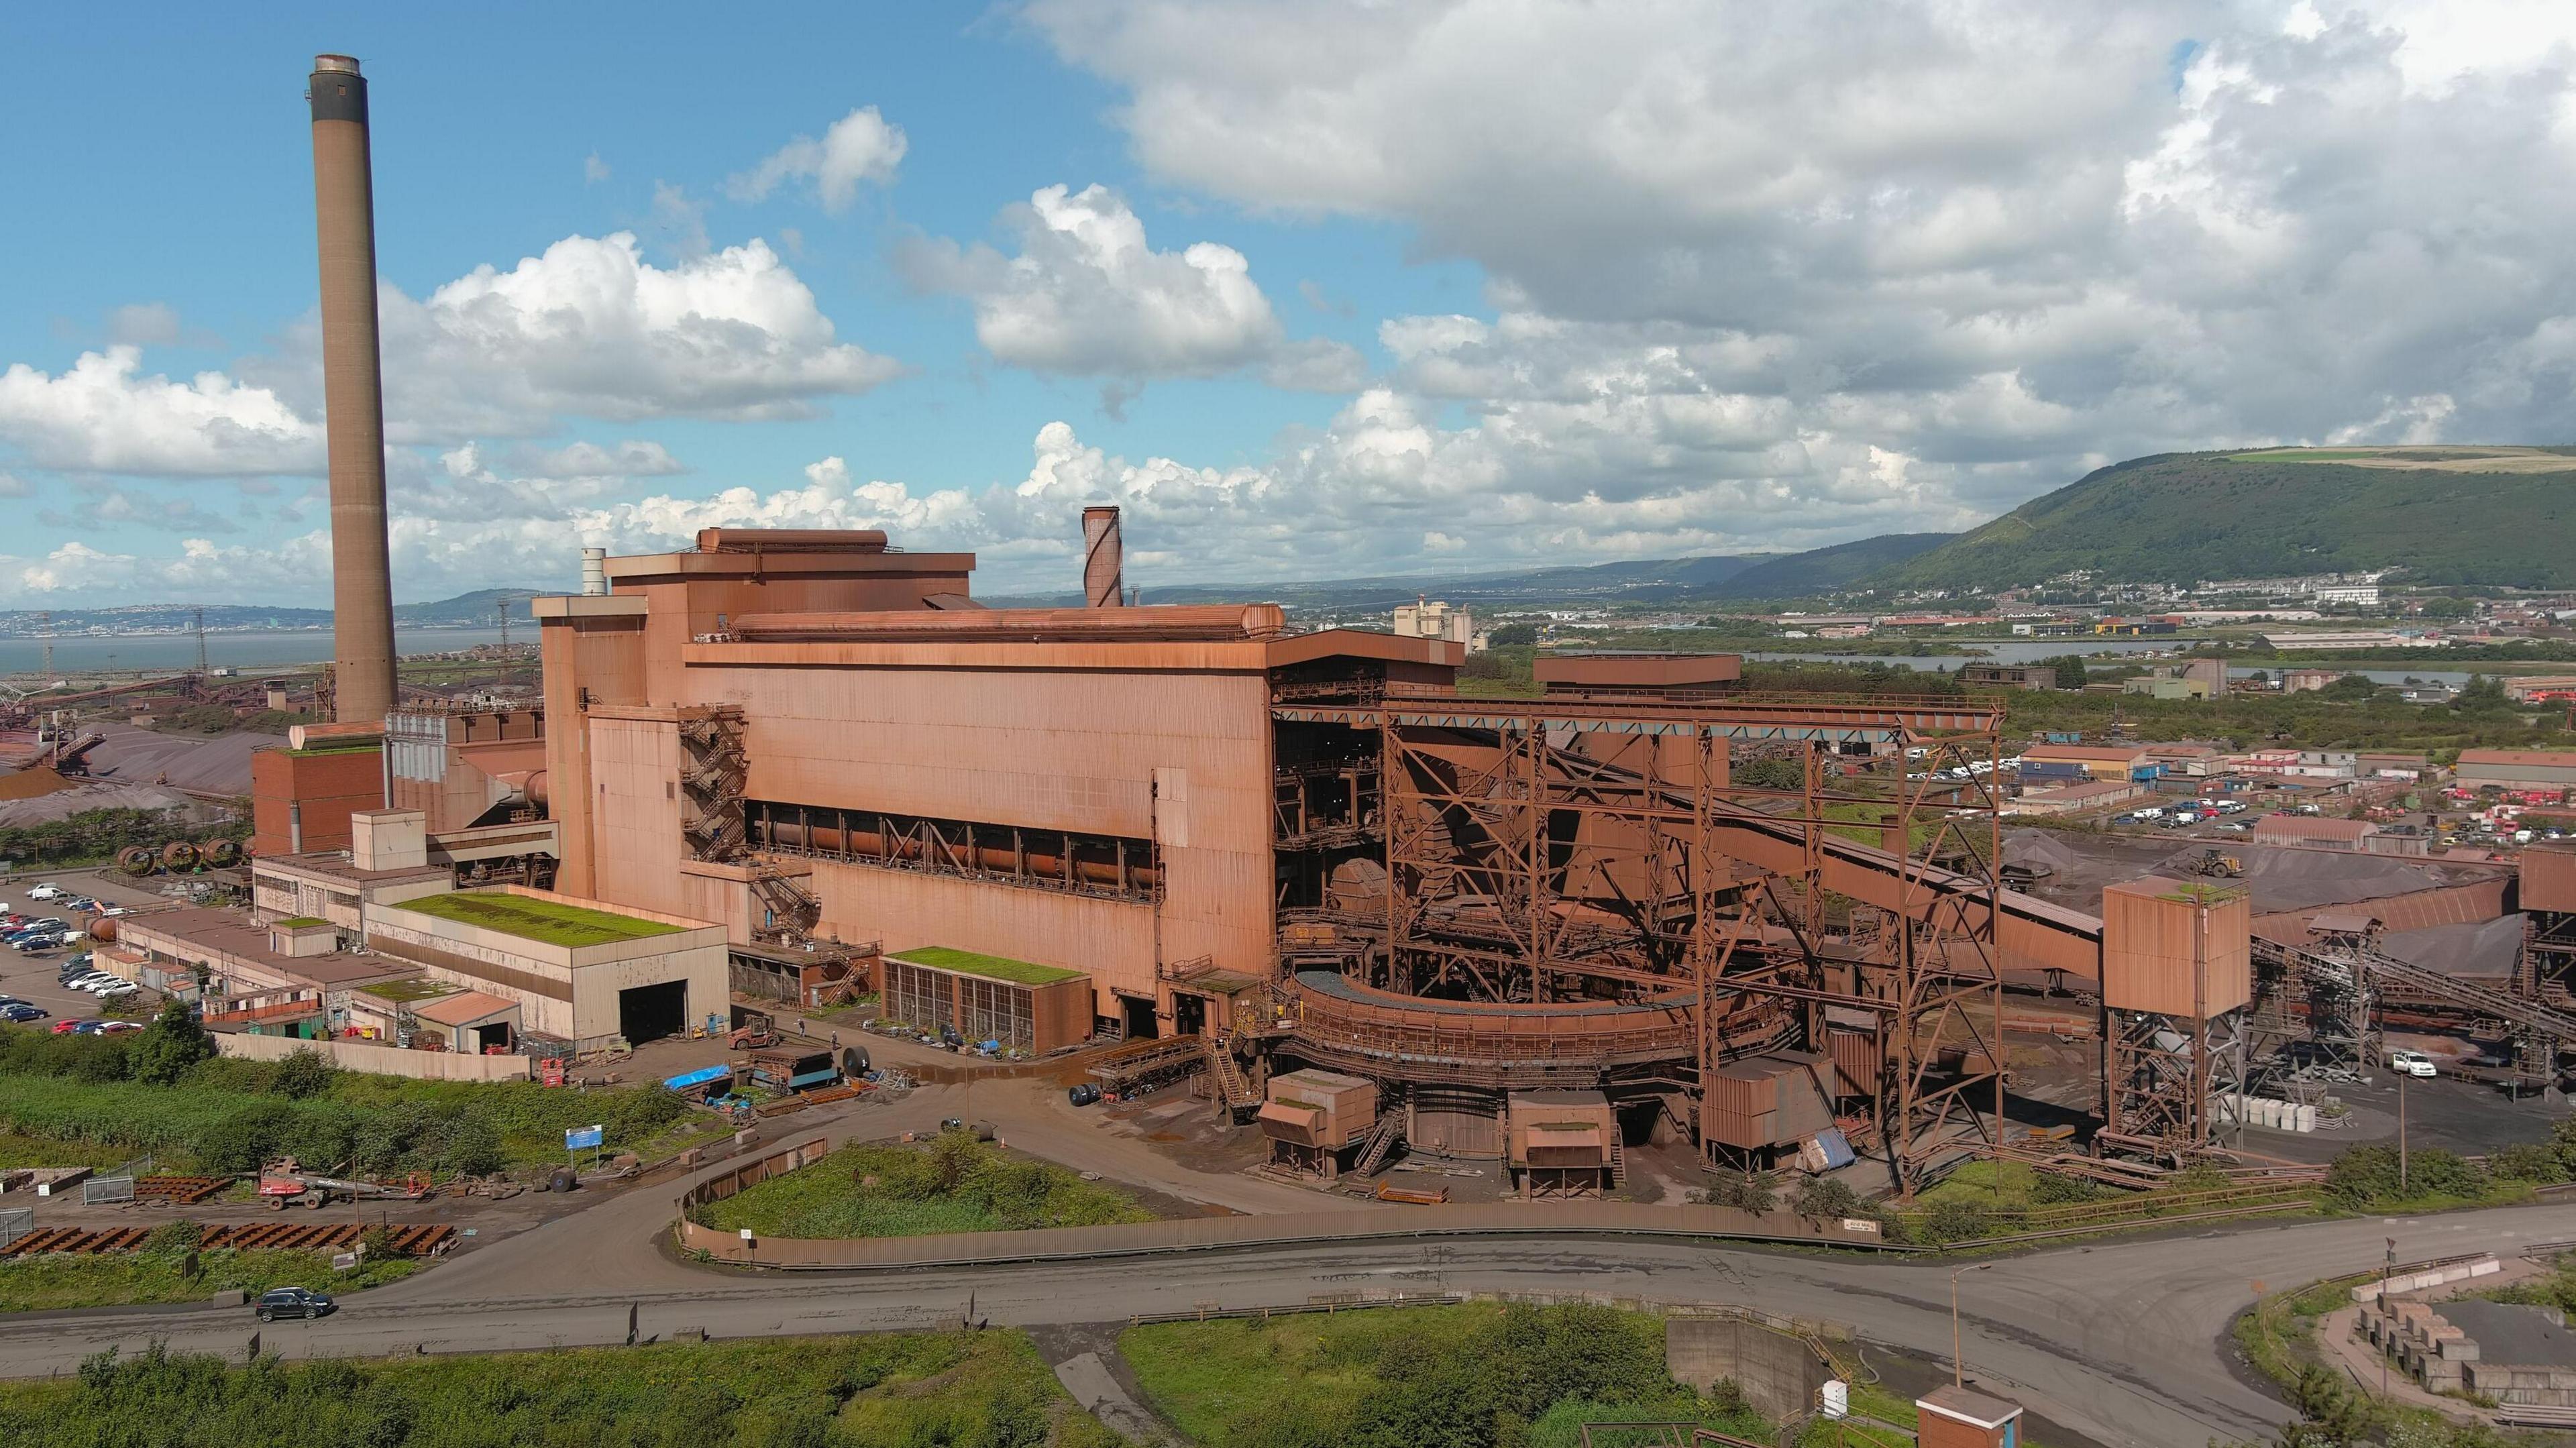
[565,1124,604,1151]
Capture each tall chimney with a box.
[580,547,608,596]
[1081,506,1124,608]
[309,54,398,724]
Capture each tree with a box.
[2453,673,2510,712]
[130,997,213,1087]
[1487,623,1538,647]
[270,1047,337,1101]
[2049,655,2089,691]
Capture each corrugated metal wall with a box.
[804,857,1152,1016]
[588,716,683,916]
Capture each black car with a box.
[254,1286,335,1322]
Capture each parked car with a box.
[75,1019,139,1034]
[11,936,64,954]
[64,972,121,991]
[25,883,62,901]
[254,1287,335,1323]
[2389,1049,2438,1078]
[0,1004,47,1023]
[49,1018,94,1034]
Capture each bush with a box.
[1697,1172,1776,1213]
[2325,1145,2487,1207]
[268,1049,336,1101]
[128,999,211,1088]
[2491,1142,2567,1184]
[1918,1199,1990,1244]
[1791,1176,1864,1221]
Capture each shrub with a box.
[2491,1142,2566,1184]
[1919,1199,1990,1244]
[2326,1145,2487,1207]
[268,1049,337,1101]
[1792,1176,1864,1221]
[2029,1170,2100,1205]
[1698,1172,1776,1213]
[129,999,211,1088]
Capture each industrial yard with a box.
[2,25,2576,1448]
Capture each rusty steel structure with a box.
[1268,682,2018,1194]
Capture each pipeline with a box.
[759,815,1159,890]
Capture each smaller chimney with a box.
[1081,506,1124,608]
[580,547,608,596]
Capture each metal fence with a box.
[0,1207,30,1251]
[82,1176,135,1205]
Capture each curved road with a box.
[3,1081,2569,1448]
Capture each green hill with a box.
[1873,447,2576,591]
[1701,533,1951,599]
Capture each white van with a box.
[2388,1049,2437,1078]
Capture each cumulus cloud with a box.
[906,184,1364,388]
[0,347,321,476]
[506,439,686,478]
[727,106,908,212]
[1022,0,2576,542]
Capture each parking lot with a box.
[0,870,169,1029]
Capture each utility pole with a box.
[1950,1262,1990,1387]
[193,606,208,676]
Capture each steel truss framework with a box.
[2101,1007,2249,1158]
[1273,691,2009,1196]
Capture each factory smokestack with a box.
[1081,506,1124,608]
[580,547,608,597]
[309,54,398,724]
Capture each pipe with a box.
[759,817,1159,889]
[287,720,384,750]
[1082,506,1123,608]
[309,54,398,726]
[580,548,607,596]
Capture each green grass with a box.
[0,1330,1124,1448]
[0,1128,133,1170]
[354,979,455,1003]
[270,916,327,930]
[0,1247,417,1313]
[1120,1303,1774,1448]
[691,1134,1157,1239]
[390,891,683,947]
[894,944,1083,985]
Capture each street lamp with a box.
[1951,1262,1992,1387]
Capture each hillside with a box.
[1701,533,1950,599]
[986,551,1792,610]
[1874,447,2576,591]
[0,589,545,637]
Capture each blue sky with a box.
[1,1,2571,606]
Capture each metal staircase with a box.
[1203,1034,1262,1117]
[1351,1112,1404,1177]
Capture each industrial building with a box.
[2456,749,2576,794]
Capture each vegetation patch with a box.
[894,945,1083,985]
[1120,1302,1773,1448]
[692,1131,1156,1239]
[390,891,682,947]
[0,1234,415,1314]
[0,1023,694,1175]
[0,1330,1122,1448]
[0,805,247,870]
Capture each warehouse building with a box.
[877,946,1091,1055]
[363,888,726,1052]
[2456,749,2576,794]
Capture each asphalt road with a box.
[3,1075,2571,1447]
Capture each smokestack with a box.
[1081,506,1124,608]
[309,54,398,725]
[580,547,608,596]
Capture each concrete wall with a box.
[1665,1315,1829,1422]
[365,891,727,1047]
[213,1030,531,1081]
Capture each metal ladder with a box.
[1203,1034,1261,1117]
[1352,1112,1404,1177]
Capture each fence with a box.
[213,1031,532,1082]
[0,1208,28,1252]
[81,1175,134,1205]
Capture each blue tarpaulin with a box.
[1810,1127,1856,1170]
[663,1064,731,1092]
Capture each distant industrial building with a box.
[2456,749,2576,793]
[1960,663,2059,691]
[1392,597,1483,652]
[2253,816,2380,852]
[2004,779,2144,816]
[2021,742,2149,781]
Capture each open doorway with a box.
[617,980,688,1044]
[1172,991,1208,1038]
[472,1021,514,1054]
[1120,995,1159,1041]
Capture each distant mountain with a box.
[1871,447,2576,591]
[0,588,547,638]
[1698,533,1953,600]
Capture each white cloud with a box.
[584,152,610,184]
[727,107,908,213]
[507,439,686,478]
[0,347,321,476]
[908,184,1363,388]
[1021,0,2576,540]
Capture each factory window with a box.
[746,800,1158,901]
